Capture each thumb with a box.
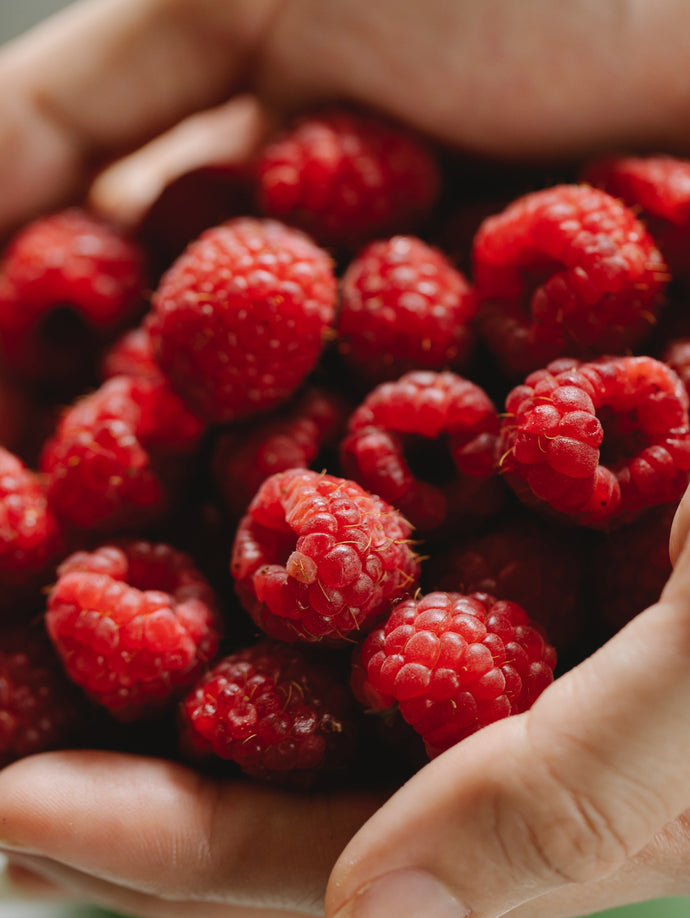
[325,496,690,918]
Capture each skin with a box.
[2,1,690,916]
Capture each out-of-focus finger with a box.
[0,0,278,232]
[88,94,272,230]
[3,851,312,918]
[0,750,383,915]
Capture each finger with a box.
[257,0,690,158]
[2,858,71,900]
[3,852,311,918]
[325,511,690,918]
[0,750,383,916]
[0,0,278,232]
[88,94,272,231]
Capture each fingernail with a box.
[333,868,470,918]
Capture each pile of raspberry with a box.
[0,105,686,789]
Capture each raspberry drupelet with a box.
[212,386,349,519]
[337,236,476,384]
[46,541,223,721]
[101,325,161,381]
[256,108,440,248]
[0,447,63,606]
[498,355,690,527]
[41,374,205,533]
[0,623,89,766]
[0,208,145,383]
[340,371,503,535]
[147,217,337,423]
[231,468,420,644]
[180,640,357,784]
[353,591,556,758]
[473,184,668,378]
[583,153,690,279]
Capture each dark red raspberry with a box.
[41,375,204,532]
[101,326,160,381]
[180,640,356,784]
[257,109,440,248]
[231,468,420,643]
[354,591,556,758]
[148,217,337,423]
[422,514,585,653]
[473,184,668,378]
[498,355,690,527]
[340,371,503,535]
[592,503,675,632]
[0,447,63,605]
[0,624,88,766]
[0,209,145,383]
[583,154,690,278]
[212,387,349,518]
[337,236,476,384]
[46,541,222,721]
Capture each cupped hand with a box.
[3,2,690,917]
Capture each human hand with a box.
[3,2,690,917]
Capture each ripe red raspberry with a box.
[41,374,204,532]
[340,371,503,535]
[0,208,145,383]
[423,514,585,653]
[337,236,477,384]
[212,386,349,518]
[473,184,668,378]
[0,624,88,766]
[0,447,63,605]
[498,355,690,527]
[231,468,420,643]
[180,640,356,784]
[663,337,690,400]
[257,108,441,248]
[101,326,160,381]
[583,154,690,278]
[148,217,337,423]
[592,503,675,632]
[46,541,222,721]
[354,591,556,758]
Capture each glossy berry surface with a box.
[257,109,440,248]
[473,184,668,377]
[46,541,222,721]
[231,468,420,643]
[148,217,337,423]
[337,235,476,383]
[498,355,690,527]
[356,591,556,757]
[180,640,356,783]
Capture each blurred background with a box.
[0,1,688,916]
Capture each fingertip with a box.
[669,485,690,566]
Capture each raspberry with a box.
[422,513,585,653]
[592,503,675,632]
[337,236,477,384]
[583,154,690,278]
[0,447,63,604]
[148,217,337,423]
[498,355,690,527]
[231,468,420,643]
[473,184,668,377]
[0,623,88,766]
[0,208,145,384]
[101,326,160,381]
[212,386,349,518]
[663,337,690,400]
[340,371,503,535]
[180,640,356,784]
[355,591,556,758]
[46,541,222,721]
[41,375,204,532]
[257,108,440,248]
